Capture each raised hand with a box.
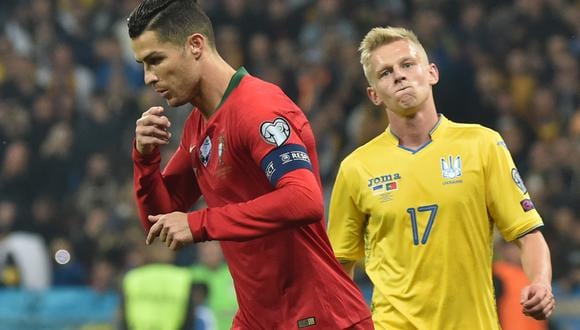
[135,106,172,155]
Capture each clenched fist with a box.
[135,106,172,155]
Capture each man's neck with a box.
[388,106,439,150]
[192,55,236,119]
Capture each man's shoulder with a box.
[237,75,285,101]
[230,76,306,129]
[341,133,388,169]
[232,75,299,113]
[445,119,500,141]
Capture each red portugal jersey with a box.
[133,68,371,329]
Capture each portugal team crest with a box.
[200,136,212,167]
[260,117,290,147]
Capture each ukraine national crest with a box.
[441,155,462,179]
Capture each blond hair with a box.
[359,26,428,83]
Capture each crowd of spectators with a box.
[0,0,578,324]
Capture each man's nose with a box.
[393,66,406,83]
[144,68,158,86]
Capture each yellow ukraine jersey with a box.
[328,116,543,330]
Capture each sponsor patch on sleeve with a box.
[260,144,312,186]
[520,199,535,212]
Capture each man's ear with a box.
[427,63,439,85]
[367,86,383,106]
[186,33,205,59]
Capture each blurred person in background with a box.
[73,206,121,275]
[127,0,372,328]
[0,200,20,288]
[90,258,117,294]
[546,206,580,295]
[27,196,61,244]
[34,122,76,200]
[190,281,217,330]
[327,26,554,329]
[0,200,51,290]
[494,237,548,330]
[42,42,94,110]
[0,141,32,208]
[190,241,236,330]
[76,153,118,214]
[120,242,195,330]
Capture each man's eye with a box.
[403,63,412,68]
[148,57,162,65]
[380,70,390,77]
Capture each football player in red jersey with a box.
[127,0,372,328]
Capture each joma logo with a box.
[367,173,401,187]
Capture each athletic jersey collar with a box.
[428,114,448,140]
[215,67,248,110]
[384,114,448,153]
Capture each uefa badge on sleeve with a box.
[511,168,527,194]
[260,117,290,147]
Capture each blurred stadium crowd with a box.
[0,0,578,328]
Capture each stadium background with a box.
[0,0,578,329]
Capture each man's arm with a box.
[515,229,555,320]
[339,260,357,279]
[187,168,323,242]
[146,168,324,248]
[327,165,366,274]
[134,144,201,232]
[133,107,200,232]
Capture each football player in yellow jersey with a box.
[327,26,555,329]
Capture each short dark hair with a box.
[127,0,215,47]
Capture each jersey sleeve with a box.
[234,92,314,186]
[133,138,201,232]
[187,169,324,242]
[483,131,543,241]
[327,162,366,262]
